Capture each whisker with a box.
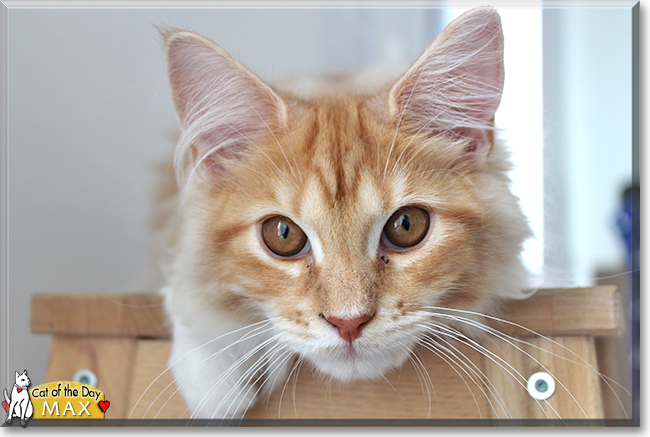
[425,336,505,422]
[128,318,277,421]
[414,314,568,421]
[399,344,432,417]
[244,350,294,419]
[186,334,282,425]
[204,342,286,427]
[424,311,590,421]
[147,326,277,421]
[380,366,408,403]
[291,357,305,417]
[274,352,302,419]
[195,339,285,426]
[428,306,631,414]
[419,324,519,422]
[411,327,501,421]
[220,345,293,425]
[418,336,486,421]
[274,354,302,418]
[422,305,630,397]
[210,344,287,426]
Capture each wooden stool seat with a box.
[31,286,631,424]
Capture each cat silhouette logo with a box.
[3,370,34,427]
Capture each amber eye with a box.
[261,216,308,257]
[383,207,430,248]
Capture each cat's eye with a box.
[261,216,309,257]
[382,206,430,249]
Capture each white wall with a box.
[543,7,633,286]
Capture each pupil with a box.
[400,214,411,232]
[280,222,290,240]
[535,380,548,393]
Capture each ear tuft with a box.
[388,6,504,162]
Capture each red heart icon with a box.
[2,400,8,412]
[98,400,110,413]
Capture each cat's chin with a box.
[306,345,411,383]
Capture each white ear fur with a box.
[164,30,288,186]
[388,6,504,159]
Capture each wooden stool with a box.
[31,286,632,424]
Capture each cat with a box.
[4,371,34,426]
[158,6,532,420]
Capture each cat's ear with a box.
[388,7,504,162]
[15,371,19,378]
[164,29,288,180]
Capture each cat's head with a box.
[15,371,30,388]
[164,6,531,381]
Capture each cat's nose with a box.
[323,313,374,344]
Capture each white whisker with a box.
[273,354,302,418]
[399,344,433,417]
[424,310,590,421]
[422,305,631,399]
[186,334,282,425]
[128,318,277,421]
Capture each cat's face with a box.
[165,7,530,381]
[183,99,492,380]
[15,371,30,387]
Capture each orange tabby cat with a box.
[160,6,531,419]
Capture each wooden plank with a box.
[595,268,633,420]
[524,336,604,420]
[595,335,633,419]
[30,287,620,338]
[121,337,613,421]
[494,286,621,337]
[482,336,530,420]
[31,293,169,338]
[481,335,606,420]
[45,336,138,419]
[125,340,490,420]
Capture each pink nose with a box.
[324,314,374,344]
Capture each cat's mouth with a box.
[309,343,411,382]
[333,342,365,358]
[295,329,418,383]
